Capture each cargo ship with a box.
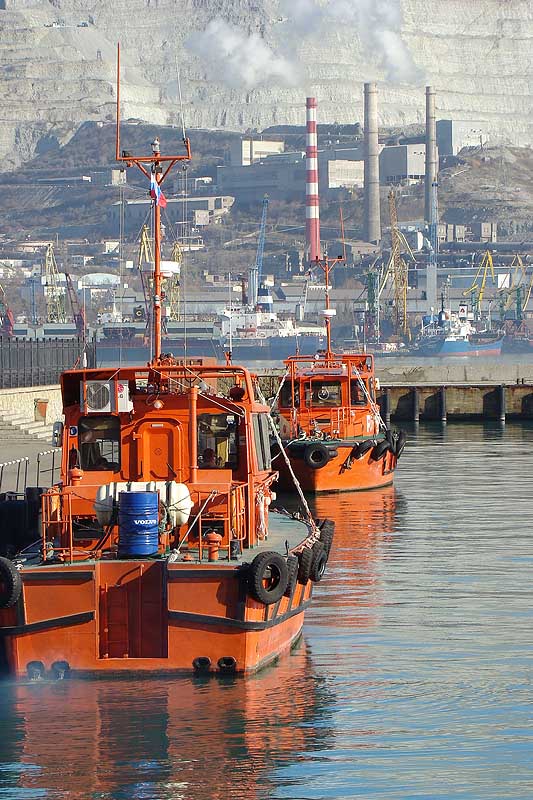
[0,52,334,678]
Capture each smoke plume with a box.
[280,0,422,84]
[186,19,300,90]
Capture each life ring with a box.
[248,551,288,605]
[0,556,22,609]
[284,555,299,597]
[304,442,330,470]
[317,387,330,401]
[394,431,407,459]
[297,547,313,584]
[354,439,375,460]
[310,544,327,582]
[370,439,392,461]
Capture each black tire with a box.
[0,556,22,609]
[371,439,391,461]
[304,443,330,470]
[355,439,375,460]
[248,551,288,605]
[297,547,313,584]
[284,555,299,597]
[318,520,335,557]
[310,549,328,582]
[394,431,407,459]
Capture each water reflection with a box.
[0,642,334,800]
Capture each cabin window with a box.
[198,413,238,469]
[253,413,272,472]
[279,381,299,408]
[78,415,120,471]
[350,379,368,406]
[308,380,342,407]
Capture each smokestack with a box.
[305,97,321,262]
[364,82,381,244]
[424,86,437,223]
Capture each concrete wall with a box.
[0,385,62,423]
[375,359,533,385]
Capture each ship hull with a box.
[96,339,224,364]
[275,440,397,494]
[0,559,312,677]
[413,336,504,357]
[228,335,325,362]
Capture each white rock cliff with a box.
[0,0,531,168]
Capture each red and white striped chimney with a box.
[305,97,321,262]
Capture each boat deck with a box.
[15,509,311,570]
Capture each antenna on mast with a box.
[114,43,192,362]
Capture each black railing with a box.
[0,337,96,388]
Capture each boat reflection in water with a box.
[3,641,334,800]
[308,485,399,628]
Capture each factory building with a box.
[379,143,427,184]
[437,120,489,156]
[229,138,285,166]
[216,146,365,203]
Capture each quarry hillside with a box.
[0,0,532,169]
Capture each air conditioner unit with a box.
[81,380,133,413]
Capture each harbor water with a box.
[1,421,532,799]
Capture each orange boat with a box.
[0,50,334,679]
[273,256,406,494]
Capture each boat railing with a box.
[39,480,254,564]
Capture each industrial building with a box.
[379,143,427,185]
[229,138,285,166]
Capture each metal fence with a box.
[0,337,96,388]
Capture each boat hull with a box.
[0,559,312,678]
[275,441,397,493]
[413,336,504,357]
[228,335,325,362]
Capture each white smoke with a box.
[280,0,422,84]
[186,19,300,90]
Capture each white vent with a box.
[81,380,132,413]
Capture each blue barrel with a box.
[118,491,159,557]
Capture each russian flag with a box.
[150,173,167,208]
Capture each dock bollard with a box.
[499,385,506,423]
[205,530,223,562]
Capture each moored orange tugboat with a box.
[0,53,334,678]
[273,256,406,494]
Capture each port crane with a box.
[387,189,413,338]
[0,283,14,336]
[248,195,269,308]
[65,273,86,337]
[498,255,533,323]
[43,243,67,323]
[167,241,183,321]
[463,249,496,322]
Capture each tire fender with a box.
[0,557,22,609]
[248,551,288,605]
[303,443,330,470]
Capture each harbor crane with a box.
[43,243,67,324]
[248,195,269,308]
[65,273,86,337]
[0,284,14,336]
[498,254,533,323]
[167,241,183,322]
[387,189,412,338]
[463,249,496,322]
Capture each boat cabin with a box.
[277,353,380,440]
[49,360,276,561]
